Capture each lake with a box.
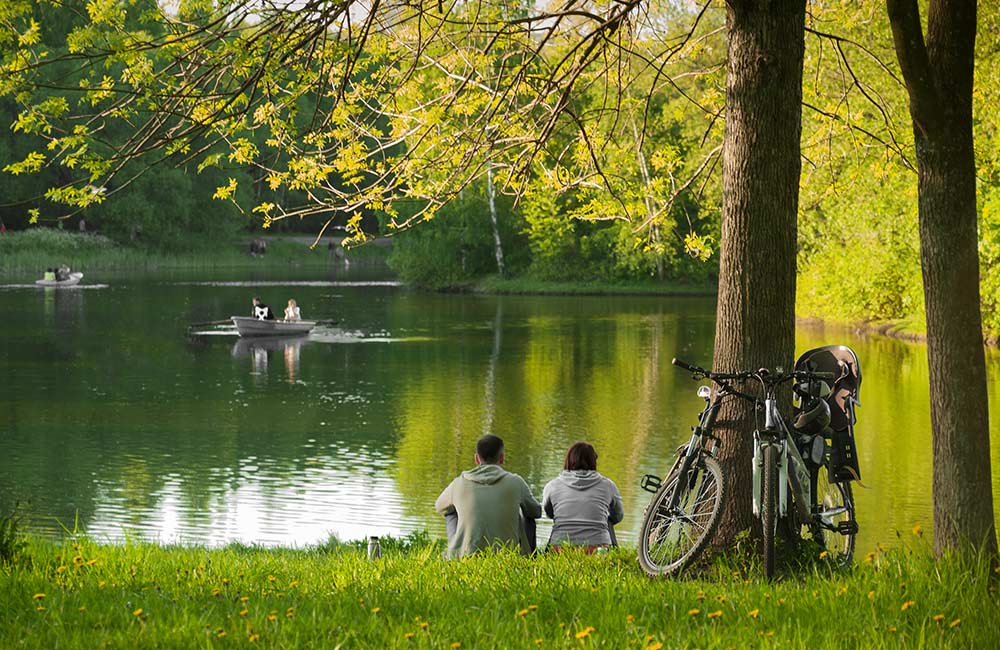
[2,267,999,553]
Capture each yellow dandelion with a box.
[528,605,538,611]
[932,614,945,623]
[715,594,727,603]
[518,609,529,617]
[748,609,760,619]
[268,575,276,582]
[707,610,722,620]
[419,622,429,630]
[819,550,829,560]
[949,619,961,628]
[888,626,897,634]
[574,626,595,639]
[98,581,106,588]
[56,565,66,573]
[211,588,221,597]
[901,600,915,611]
[32,593,45,600]
[371,607,381,614]
[777,598,786,606]
[626,614,635,623]
[646,643,663,650]
[289,581,299,588]
[535,640,543,645]
[591,587,598,593]
[73,555,84,565]
[249,633,260,643]
[240,596,250,602]
[198,563,205,570]
[864,552,876,563]
[267,614,277,622]
[867,591,875,600]
[404,632,414,640]
[837,586,848,596]
[87,558,98,566]
[222,578,229,585]
[451,643,462,649]
[688,608,701,616]
[133,608,143,617]
[695,590,705,601]
[36,606,45,612]
[79,607,86,613]
[644,635,654,642]
[240,609,249,617]
[216,629,227,638]
[911,523,922,536]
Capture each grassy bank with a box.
[0,230,387,274]
[459,275,716,297]
[2,535,996,649]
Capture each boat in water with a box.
[35,272,83,287]
[231,316,315,337]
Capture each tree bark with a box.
[711,0,806,544]
[486,162,506,277]
[887,0,998,556]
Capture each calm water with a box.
[2,268,999,552]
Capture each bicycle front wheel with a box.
[761,444,778,579]
[638,455,725,577]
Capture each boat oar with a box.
[187,319,234,329]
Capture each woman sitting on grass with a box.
[542,441,624,552]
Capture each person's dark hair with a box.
[476,434,505,464]
[564,441,598,471]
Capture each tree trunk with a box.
[486,162,506,277]
[888,0,998,556]
[711,0,806,544]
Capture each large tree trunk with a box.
[888,0,998,556]
[711,0,806,544]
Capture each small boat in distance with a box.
[36,272,83,287]
[231,316,316,337]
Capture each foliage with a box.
[0,506,28,566]
[2,536,998,648]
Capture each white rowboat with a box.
[231,316,315,337]
[36,272,83,287]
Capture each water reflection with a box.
[1,276,997,552]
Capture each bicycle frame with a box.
[752,396,813,523]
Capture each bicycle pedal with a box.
[640,474,662,493]
[837,521,859,535]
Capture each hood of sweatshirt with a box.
[461,463,510,485]
[555,469,602,490]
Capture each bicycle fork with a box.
[752,399,812,522]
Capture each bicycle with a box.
[637,358,859,578]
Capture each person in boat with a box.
[542,441,623,553]
[43,268,56,282]
[284,298,301,322]
[435,434,541,559]
[251,297,275,321]
[55,265,71,282]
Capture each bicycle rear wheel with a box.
[811,468,856,566]
[761,444,778,579]
[638,455,725,577]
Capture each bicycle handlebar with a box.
[671,358,835,384]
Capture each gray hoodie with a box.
[435,464,542,559]
[542,470,624,547]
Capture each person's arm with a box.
[608,481,624,525]
[435,480,456,516]
[541,482,555,520]
[520,477,542,520]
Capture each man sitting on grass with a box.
[435,434,541,559]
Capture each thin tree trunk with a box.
[711,0,806,544]
[487,162,506,277]
[888,0,998,556]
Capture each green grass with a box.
[0,230,385,273]
[465,275,716,297]
[2,535,996,649]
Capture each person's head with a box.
[252,297,261,306]
[564,441,598,471]
[475,434,505,465]
[288,298,297,308]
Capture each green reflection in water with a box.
[1,271,997,552]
